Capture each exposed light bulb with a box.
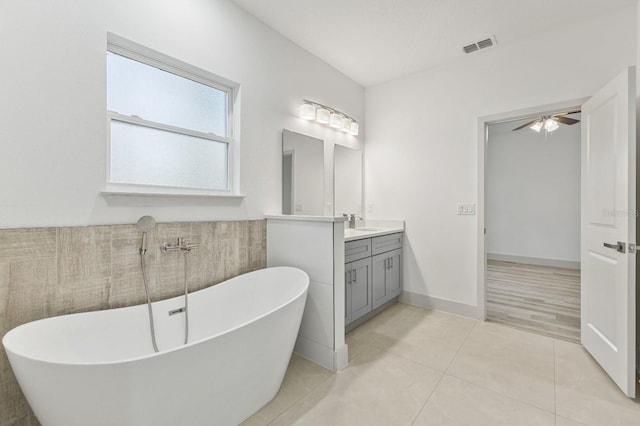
[316,108,330,124]
[544,118,559,132]
[300,103,316,120]
[530,120,543,132]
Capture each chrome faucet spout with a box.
[343,213,362,229]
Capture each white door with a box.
[581,66,636,397]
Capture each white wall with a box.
[365,7,636,308]
[0,0,364,228]
[486,119,580,264]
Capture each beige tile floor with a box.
[242,303,640,426]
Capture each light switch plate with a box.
[457,203,476,215]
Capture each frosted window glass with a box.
[107,52,227,137]
[110,121,228,190]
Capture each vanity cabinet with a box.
[372,249,402,309]
[345,232,403,329]
[345,257,372,324]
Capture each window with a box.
[106,34,238,196]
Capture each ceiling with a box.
[231,0,637,87]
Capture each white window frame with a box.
[105,33,242,198]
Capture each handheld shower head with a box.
[137,216,157,255]
[137,215,157,232]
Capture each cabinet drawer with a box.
[345,238,372,263]
[372,233,403,255]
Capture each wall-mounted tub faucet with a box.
[160,236,197,346]
[161,238,198,252]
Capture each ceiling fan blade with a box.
[554,109,581,117]
[553,116,580,125]
[512,119,539,131]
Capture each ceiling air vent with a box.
[477,38,494,49]
[463,44,479,54]
[462,35,497,54]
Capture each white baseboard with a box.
[334,344,349,371]
[294,335,345,372]
[487,253,580,270]
[399,291,482,320]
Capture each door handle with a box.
[603,241,626,253]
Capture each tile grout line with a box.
[441,321,557,417]
[409,319,480,425]
[444,372,558,417]
[409,369,445,426]
[266,362,337,425]
[442,319,479,374]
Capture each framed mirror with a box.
[334,144,362,217]
[282,129,325,215]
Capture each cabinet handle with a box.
[353,270,357,282]
[347,270,352,284]
[384,258,388,269]
[390,257,393,268]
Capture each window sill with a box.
[101,189,246,199]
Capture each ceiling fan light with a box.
[316,108,331,124]
[530,120,543,132]
[544,118,559,132]
[300,103,316,120]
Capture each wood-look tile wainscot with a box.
[487,260,581,343]
[0,220,266,426]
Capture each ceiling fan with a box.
[512,109,581,133]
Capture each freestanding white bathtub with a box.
[2,266,309,426]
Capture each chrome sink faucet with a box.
[343,213,362,229]
[161,237,198,252]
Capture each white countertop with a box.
[265,214,346,222]
[344,220,405,241]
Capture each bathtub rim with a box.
[2,266,309,367]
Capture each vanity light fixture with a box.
[300,103,316,120]
[299,99,359,135]
[342,117,353,132]
[329,112,344,128]
[316,107,331,124]
[349,121,359,136]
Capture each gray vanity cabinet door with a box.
[372,253,388,310]
[346,257,372,324]
[345,268,352,325]
[386,249,402,299]
[372,249,403,309]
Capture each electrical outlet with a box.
[367,203,374,213]
[294,203,304,213]
[457,203,476,215]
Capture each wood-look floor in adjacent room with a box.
[486,260,580,343]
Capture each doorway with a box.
[485,114,581,342]
[477,98,587,341]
